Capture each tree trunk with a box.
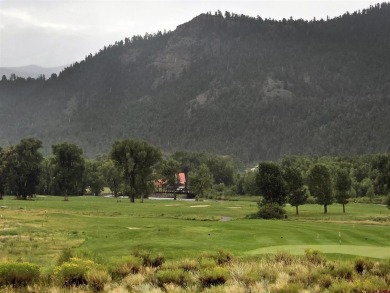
[64,190,69,201]
[324,204,327,214]
[295,205,299,215]
[173,182,177,200]
[343,204,346,213]
[129,176,135,203]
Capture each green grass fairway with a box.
[246,245,390,259]
[0,196,389,266]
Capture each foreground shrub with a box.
[328,279,353,293]
[199,266,230,288]
[354,257,374,275]
[353,275,387,291]
[57,247,74,265]
[178,258,199,272]
[54,257,102,287]
[253,203,287,219]
[318,273,333,289]
[0,262,40,287]
[274,251,294,265]
[131,283,164,293]
[198,257,217,269]
[376,259,390,276]
[303,248,326,265]
[85,268,111,292]
[124,273,146,289]
[229,262,259,285]
[199,249,233,266]
[202,282,246,293]
[273,283,302,293]
[330,262,354,280]
[155,268,192,287]
[133,250,165,267]
[215,249,233,265]
[110,255,143,278]
[258,268,278,283]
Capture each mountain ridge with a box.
[1,4,390,163]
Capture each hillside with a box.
[1,3,390,163]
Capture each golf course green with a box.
[0,195,389,266]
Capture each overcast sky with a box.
[0,0,380,67]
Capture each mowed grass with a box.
[0,195,389,267]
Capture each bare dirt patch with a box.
[190,205,210,208]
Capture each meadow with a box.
[0,195,389,267]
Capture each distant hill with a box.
[0,65,66,79]
[1,3,390,163]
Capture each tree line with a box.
[0,138,389,212]
[238,154,390,217]
[0,138,234,202]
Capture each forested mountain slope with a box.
[1,3,390,163]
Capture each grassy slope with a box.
[0,196,389,267]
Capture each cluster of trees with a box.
[240,154,390,217]
[0,139,85,201]
[1,137,389,213]
[0,138,235,202]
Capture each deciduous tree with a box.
[283,165,307,215]
[335,168,352,213]
[371,154,390,195]
[110,139,161,202]
[5,138,43,199]
[189,164,214,197]
[101,158,122,197]
[0,147,5,199]
[85,160,105,196]
[37,157,55,195]
[256,162,287,205]
[308,164,333,213]
[160,159,181,200]
[52,143,85,201]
